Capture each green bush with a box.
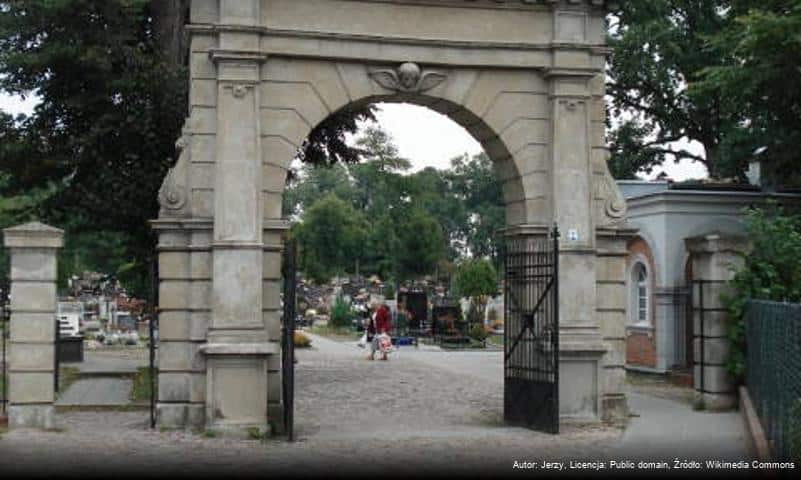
[330,295,354,328]
[723,204,801,382]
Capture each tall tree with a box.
[0,0,187,296]
[293,194,368,284]
[0,0,376,293]
[607,1,740,179]
[698,0,801,185]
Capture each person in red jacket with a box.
[369,301,392,361]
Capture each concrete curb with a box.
[739,385,772,461]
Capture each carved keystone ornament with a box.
[369,62,447,93]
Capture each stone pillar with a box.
[685,233,749,411]
[199,0,276,435]
[544,68,608,421]
[2,222,63,429]
[596,227,637,421]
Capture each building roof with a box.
[617,179,799,201]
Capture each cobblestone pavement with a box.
[0,334,624,476]
[0,334,754,478]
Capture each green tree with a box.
[698,0,801,185]
[724,204,801,382]
[0,0,186,296]
[446,153,505,266]
[454,258,498,325]
[394,208,446,281]
[607,1,741,179]
[294,194,368,283]
[0,0,376,296]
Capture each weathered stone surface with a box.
[4,221,61,430]
[8,405,56,430]
[152,0,626,430]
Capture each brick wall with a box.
[626,236,657,368]
[626,330,657,367]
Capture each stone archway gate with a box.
[150,0,635,434]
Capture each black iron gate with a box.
[504,227,559,433]
[1,284,9,416]
[281,239,297,441]
[149,255,160,429]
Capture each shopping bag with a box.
[357,331,367,348]
[377,333,393,354]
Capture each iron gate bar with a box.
[1,297,7,414]
[54,317,59,394]
[149,255,159,429]
[504,277,554,363]
[503,226,559,434]
[281,238,297,441]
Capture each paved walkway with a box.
[55,348,148,406]
[0,333,759,477]
[617,392,749,461]
[64,348,148,375]
[55,378,132,407]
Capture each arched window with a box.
[632,262,650,326]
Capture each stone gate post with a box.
[3,222,63,429]
[685,233,749,410]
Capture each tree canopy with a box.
[607,0,801,182]
[0,0,375,294]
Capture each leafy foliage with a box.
[723,205,801,381]
[607,0,738,179]
[454,258,498,325]
[286,125,506,284]
[293,194,368,284]
[608,1,801,182]
[697,0,801,186]
[0,0,187,296]
[330,295,355,329]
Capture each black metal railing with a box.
[691,279,729,396]
[1,291,9,415]
[745,300,801,462]
[149,255,160,429]
[281,238,297,441]
[503,227,559,433]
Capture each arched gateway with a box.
[151,0,635,434]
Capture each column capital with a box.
[3,222,64,249]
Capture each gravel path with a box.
[0,334,757,477]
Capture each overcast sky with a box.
[0,93,707,181]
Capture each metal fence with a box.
[1,288,8,416]
[745,300,801,462]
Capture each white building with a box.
[619,178,801,375]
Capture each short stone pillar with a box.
[3,221,63,429]
[685,233,749,411]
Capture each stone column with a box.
[685,233,749,411]
[200,0,277,434]
[545,69,608,420]
[3,222,63,429]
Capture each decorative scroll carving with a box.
[369,62,447,93]
[158,121,191,217]
[596,160,627,224]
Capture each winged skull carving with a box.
[369,62,447,93]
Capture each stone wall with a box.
[152,0,628,431]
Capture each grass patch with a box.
[131,367,157,403]
[487,334,504,347]
[203,429,217,438]
[55,366,80,399]
[246,426,269,441]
